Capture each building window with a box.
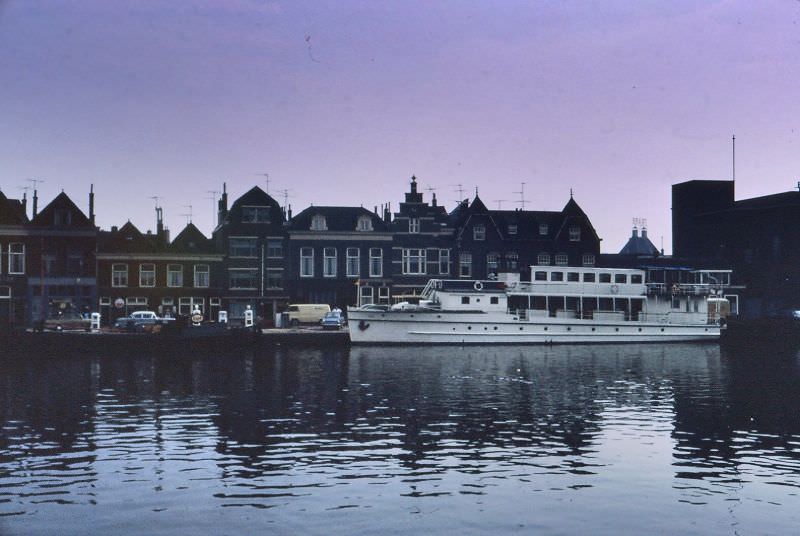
[534,271,547,281]
[112,263,128,287]
[505,252,519,271]
[66,254,84,276]
[266,269,282,288]
[408,218,420,233]
[267,239,283,258]
[194,264,210,288]
[631,274,643,284]
[323,248,337,277]
[42,254,57,276]
[360,286,374,306]
[473,224,486,241]
[402,248,426,274]
[300,247,314,277]
[167,264,183,287]
[439,249,450,275]
[508,224,517,235]
[179,297,204,315]
[615,273,627,284]
[54,209,72,226]
[582,254,595,267]
[311,214,327,231]
[369,248,383,277]
[0,286,10,299]
[8,243,24,274]
[568,272,580,282]
[569,225,581,241]
[346,248,360,277]
[459,253,472,277]
[539,223,549,236]
[140,263,156,287]
[229,237,257,258]
[487,252,500,276]
[241,206,270,223]
[537,253,550,265]
[378,287,390,305]
[555,254,568,266]
[357,216,373,231]
[551,272,564,282]
[583,273,596,282]
[461,296,470,305]
[229,269,258,289]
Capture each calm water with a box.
[1,343,799,535]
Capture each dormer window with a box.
[357,215,373,231]
[569,225,581,241]
[311,214,327,231]
[473,224,486,241]
[539,223,549,236]
[242,206,270,223]
[508,224,517,235]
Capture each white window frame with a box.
[229,268,258,289]
[369,248,383,278]
[378,286,390,304]
[300,247,314,277]
[505,252,519,271]
[539,223,549,236]
[112,263,128,287]
[438,249,450,275]
[508,224,517,235]
[323,247,337,278]
[537,253,550,266]
[139,263,156,287]
[402,248,426,275]
[356,216,373,231]
[486,252,500,275]
[569,225,581,241]
[555,254,569,266]
[0,286,10,299]
[459,252,472,278]
[473,224,486,241]
[194,264,210,288]
[360,286,374,306]
[179,297,205,315]
[167,264,183,287]
[408,218,420,233]
[229,237,258,258]
[266,239,283,258]
[582,254,596,267]
[346,247,360,277]
[311,214,327,231]
[8,243,24,274]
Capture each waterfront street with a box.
[1,343,798,535]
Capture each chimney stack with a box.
[217,182,229,226]
[89,184,95,225]
[32,188,38,218]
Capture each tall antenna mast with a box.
[256,173,271,194]
[514,182,528,210]
[205,190,220,223]
[451,183,465,202]
[732,134,736,183]
[181,204,193,224]
[27,177,44,190]
[148,195,161,208]
[277,188,293,209]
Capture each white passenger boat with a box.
[348,267,736,344]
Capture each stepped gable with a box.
[171,222,215,254]
[30,191,92,228]
[0,191,28,225]
[290,205,389,232]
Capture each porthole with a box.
[437,315,442,318]
[615,328,619,332]
[591,327,596,332]
[661,328,664,332]
[484,326,488,331]
[544,327,548,331]
[468,326,472,330]
[567,327,571,331]
[519,327,523,331]
[410,314,414,318]
[638,328,642,332]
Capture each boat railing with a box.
[647,283,724,296]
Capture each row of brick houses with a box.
[0,176,602,326]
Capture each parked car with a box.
[114,311,174,330]
[286,304,331,327]
[321,311,346,330]
[44,312,91,332]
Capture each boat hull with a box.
[347,309,720,345]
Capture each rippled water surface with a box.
[1,343,799,535]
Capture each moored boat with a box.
[348,266,737,345]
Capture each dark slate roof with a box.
[98,221,165,253]
[619,229,660,256]
[731,191,800,210]
[488,210,563,240]
[0,191,29,225]
[30,192,92,228]
[171,223,215,254]
[290,206,389,232]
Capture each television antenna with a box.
[148,195,162,208]
[181,204,193,224]
[206,190,220,221]
[277,188,294,209]
[493,200,508,210]
[514,182,528,210]
[450,183,465,203]
[255,172,271,194]
[27,177,45,191]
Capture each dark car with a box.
[321,311,345,330]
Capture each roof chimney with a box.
[89,184,95,225]
[32,188,38,218]
[217,182,229,226]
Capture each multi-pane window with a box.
[409,218,420,233]
[140,264,156,287]
[539,223,549,236]
[378,287,390,305]
[438,249,450,275]
[582,254,596,267]
[194,264,210,288]
[230,269,258,289]
[508,224,517,235]
[266,270,282,288]
[112,264,128,287]
[311,214,327,231]
[555,254,568,266]
[300,247,314,277]
[67,254,84,276]
[229,237,257,258]
[459,253,472,277]
[323,248,337,277]
[241,206,270,223]
[473,224,486,241]
[537,253,550,265]
[267,239,283,258]
[486,252,500,275]
[505,252,519,271]
[569,225,581,241]
[0,286,11,298]
[346,248,360,277]
[369,248,383,277]
[179,297,205,315]
[8,243,24,274]
[167,264,183,287]
[357,216,373,231]
[402,248,426,274]
[360,286,374,306]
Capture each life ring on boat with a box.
[610,284,619,294]
[474,281,484,291]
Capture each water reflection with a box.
[1,344,799,534]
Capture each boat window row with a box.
[533,271,643,284]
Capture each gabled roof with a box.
[98,221,165,253]
[30,192,92,228]
[171,222,215,254]
[0,191,29,225]
[290,206,389,232]
[619,229,660,256]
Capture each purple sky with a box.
[2,0,799,253]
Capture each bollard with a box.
[90,312,101,332]
[244,306,254,328]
